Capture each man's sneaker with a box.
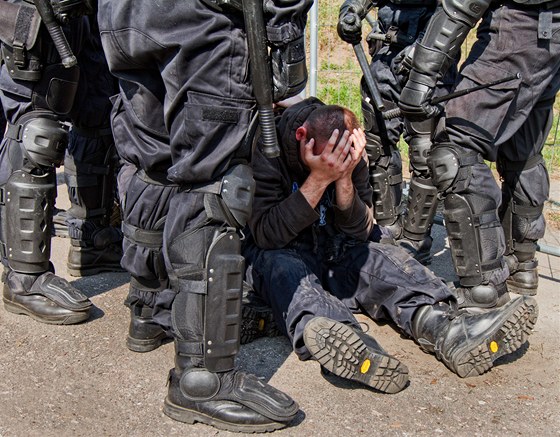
[303,317,409,394]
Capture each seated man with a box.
[242,97,538,393]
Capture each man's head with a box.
[295,105,361,156]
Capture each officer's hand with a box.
[399,76,441,121]
[337,0,364,45]
[271,36,307,102]
[391,44,415,83]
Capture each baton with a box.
[353,42,385,111]
[33,0,77,68]
[383,73,521,120]
[242,0,280,158]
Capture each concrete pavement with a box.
[0,173,558,437]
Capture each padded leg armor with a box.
[399,118,439,264]
[64,127,123,276]
[499,155,548,296]
[429,144,509,309]
[1,111,91,324]
[164,165,299,432]
[411,295,538,377]
[362,98,403,235]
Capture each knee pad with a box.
[428,143,481,194]
[406,117,435,177]
[4,111,68,169]
[1,169,56,273]
[195,164,255,228]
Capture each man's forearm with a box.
[335,176,355,211]
[299,174,330,209]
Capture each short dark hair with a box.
[304,105,361,146]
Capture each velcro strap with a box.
[65,157,110,176]
[388,173,403,185]
[499,154,544,172]
[459,152,484,167]
[177,341,204,357]
[512,201,544,217]
[122,222,163,248]
[473,211,500,228]
[5,123,23,142]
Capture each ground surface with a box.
[0,172,558,437]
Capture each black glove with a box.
[399,71,441,121]
[337,0,365,45]
[391,44,415,82]
[51,0,96,22]
[271,36,307,102]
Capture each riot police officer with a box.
[0,0,122,324]
[98,0,311,432]
[399,0,560,306]
[337,0,458,264]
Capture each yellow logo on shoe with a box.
[258,319,265,331]
[361,359,371,374]
[489,341,499,353]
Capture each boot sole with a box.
[163,398,287,433]
[240,305,282,345]
[3,298,89,325]
[451,297,538,377]
[67,264,125,278]
[126,333,169,353]
[303,317,409,394]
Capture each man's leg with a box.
[247,246,409,393]
[331,241,538,377]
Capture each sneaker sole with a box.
[163,398,287,433]
[240,304,282,345]
[3,299,89,325]
[451,297,538,378]
[303,317,409,394]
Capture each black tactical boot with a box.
[303,317,409,394]
[452,282,511,310]
[412,296,538,377]
[52,208,70,238]
[163,341,299,433]
[240,293,281,345]
[505,255,538,296]
[67,226,124,277]
[397,235,433,265]
[2,269,92,324]
[127,303,170,352]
